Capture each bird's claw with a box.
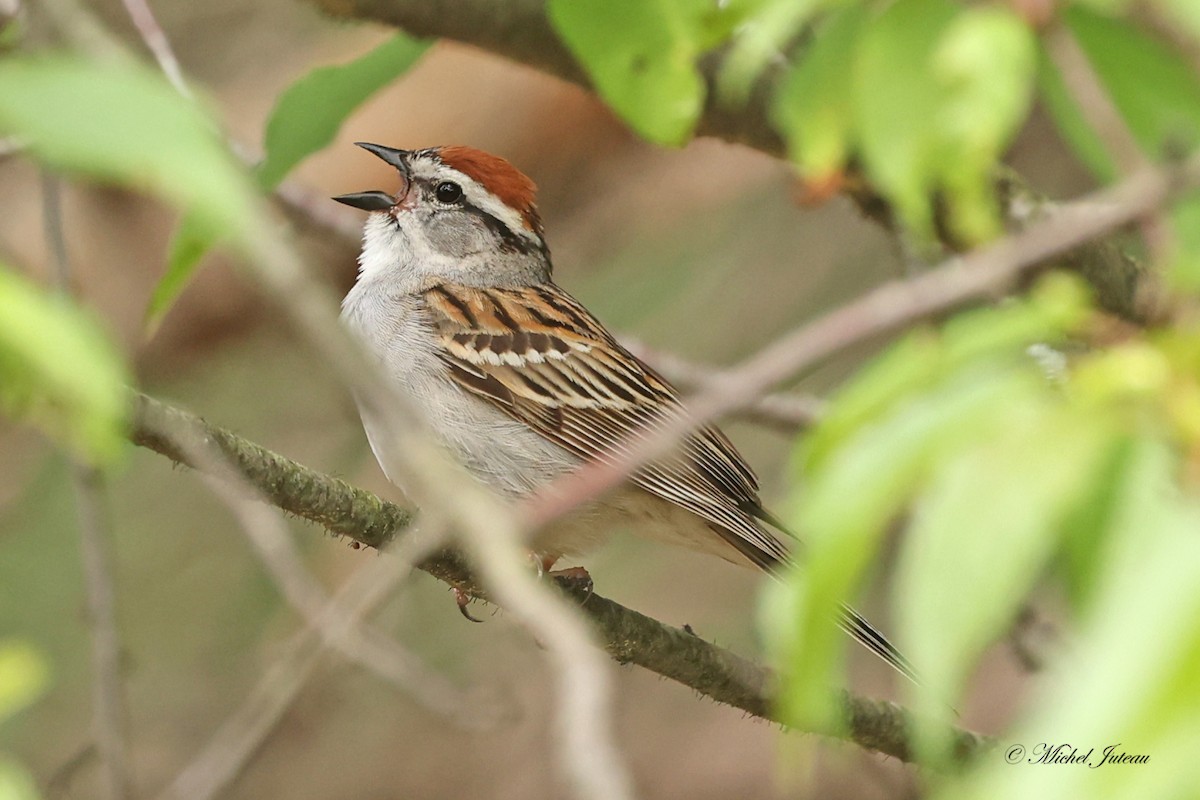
[454,587,484,623]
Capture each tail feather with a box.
[837,603,918,683]
[744,502,917,683]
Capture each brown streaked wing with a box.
[423,282,790,568]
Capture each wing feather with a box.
[424,282,787,568]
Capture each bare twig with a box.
[69,0,633,792]
[622,337,825,432]
[118,0,191,97]
[129,392,992,765]
[524,155,1200,529]
[69,466,132,800]
[234,202,635,800]
[1043,23,1149,178]
[42,173,131,800]
[154,549,413,800]
[167,426,492,724]
[1042,21,1171,260]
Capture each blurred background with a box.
[0,1,1091,797]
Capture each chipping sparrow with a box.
[335,143,913,680]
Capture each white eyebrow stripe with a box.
[409,158,538,241]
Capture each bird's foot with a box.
[453,586,484,623]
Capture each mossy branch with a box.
[129,391,989,764]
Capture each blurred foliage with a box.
[3,0,1200,795]
[548,0,727,145]
[0,266,128,464]
[150,33,428,331]
[0,642,48,800]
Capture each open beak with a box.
[331,142,413,212]
[331,191,395,211]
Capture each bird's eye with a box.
[435,181,463,204]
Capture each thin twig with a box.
[172,429,494,725]
[86,0,634,792]
[129,392,992,765]
[523,155,1200,530]
[117,0,191,97]
[1043,22,1149,178]
[1042,21,1170,260]
[621,338,825,432]
[154,548,414,800]
[42,173,131,800]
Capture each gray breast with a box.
[341,282,578,498]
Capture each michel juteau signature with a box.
[1027,743,1150,767]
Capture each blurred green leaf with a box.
[853,0,960,237]
[772,4,867,178]
[145,36,426,332]
[144,210,223,334]
[854,0,1036,242]
[1167,193,1200,290]
[0,641,49,724]
[804,274,1089,471]
[898,409,1115,760]
[0,57,256,236]
[258,34,428,189]
[0,758,41,800]
[1036,43,1118,182]
[718,0,827,104]
[547,0,709,145]
[1057,435,1138,606]
[1156,0,1200,42]
[0,267,129,464]
[775,365,1036,729]
[771,277,1089,729]
[933,7,1036,242]
[940,442,1200,799]
[1043,7,1200,181]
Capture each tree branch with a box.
[303,0,1150,322]
[128,391,989,764]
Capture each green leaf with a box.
[772,4,868,178]
[933,7,1036,242]
[941,445,1200,799]
[803,274,1089,471]
[1157,0,1200,43]
[0,267,129,464]
[257,34,428,189]
[144,210,223,334]
[0,57,256,237]
[773,365,1038,730]
[771,277,1089,730]
[1070,7,1200,156]
[1167,192,1200,291]
[853,0,960,238]
[0,641,49,724]
[143,36,426,332]
[1043,7,1200,181]
[718,0,827,105]
[548,0,709,145]
[0,758,42,800]
[897,410,1115,760]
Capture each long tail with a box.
[744,505,918,683]
[837,603,918,683]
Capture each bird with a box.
[333,142,914,681]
